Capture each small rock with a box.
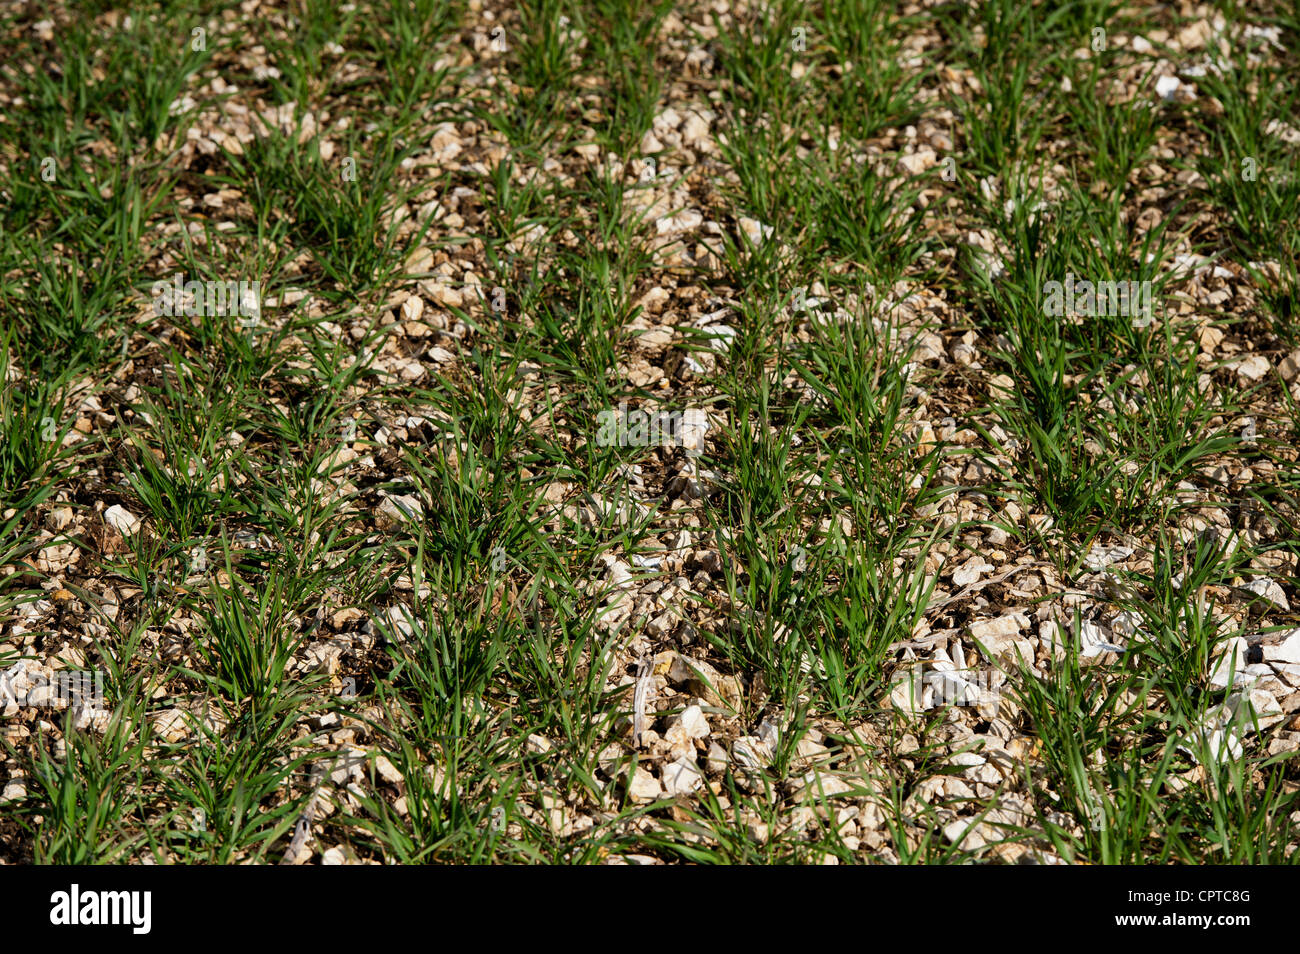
[1259,629,1300,666]
[692,549,721,573]
[890,671,926,717]
[374,754,403,785]
[646,611,675,636]
[329,747,368,786]
[1242,578,1289,613]
[638,287,670,314]
[1234,355,1271,382]
[1231,688,1285,731]
[1154,75,1182,100]
[790,769,853,798]
[46,506,74,531]
[951,556,993,587]
[1209,636,1249,689]
[429,282,462,309]
[1198,324,1225,353]
[330,607,365,630]
[664,653,740,710]
[738,216,773,248]
[794,737,830,766]
[656,209,703,235]
[897,148,937,176]
[680,111,711,147]
[404,246,434,274]
[628,766,663,803]
[376,493,421,529]
[379,605,419,641]
[676,704,710,740]
[943,818,989,851]
[1079,620,1125,657]
[151,708,191,743]
[104,505,141,536]
[1279,349,1300,383]
[1083,544,1135,571]
[661,757,704,797]
[400,295,425,323]
[704,741,729,774]
[678,407,709,455]
[302,640,345,675]
[968,614,1026,641]
[732,734,775,771]
[0,778,26,804]
[525,733,553,754]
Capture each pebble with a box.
[1242,578,1289,613]
[1234,355,1270,382]
[951,556,992,586]
[376,493,421,529]
[662,757,704,796]
[1155,75,1182,100]
[104,504,141,536]
[738,217,773,248]
[1259,629,1300,665]
[628,766,663,802]
[968,613,1026,641]
[675,704,710,740]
